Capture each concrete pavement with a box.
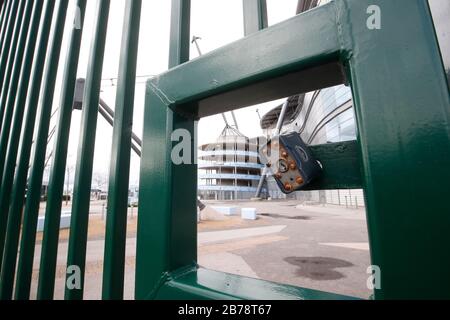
[28,201,371,299]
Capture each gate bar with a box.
[0,0,32,268]
[0,1,5,28]
[242,0,268,36]
[135,0,193,299]
[0,0,16,103]
[0,0,4,22]
[0,0,23,134]
[102,0,142,300]
[0,0,32,183]
[0,0,11,47]
[65,0,110,300]
[13,0,58,300]
[0,0,45,300]
[11,0,69,300]
[37,0,86,300]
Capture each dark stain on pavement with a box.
[260,213,311,220]
[284,256,353,280]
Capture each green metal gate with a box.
[0,0,449,300]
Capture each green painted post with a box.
[339,0,450,299]
[13,0,58,300]
[10,0,69,300]
[0,0,44,300]
[65,0,110,300]
[135,0,195,300]
[0,0,33,268]
[0,0,22,134]
[102,0,141,300]
[242,0,267,36]
[36,0,86,300]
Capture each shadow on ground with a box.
[284,256,354,281]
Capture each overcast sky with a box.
[42,0,299,187]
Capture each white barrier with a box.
[241,208,257,220]
[211,206,239,216]
[37,211,71,232]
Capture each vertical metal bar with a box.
[0,0,21,133]
[0,0,32,268]
[135,0,192,300]
[0,1,5,29]
[0,0,11,47]
[0,0,31,182]
[12,0,58,300]
[9,0,69,300]
[242,0,268,36]
[65,0,110,301]
[0,0,13,89]
[168,0,191,69]
[243,0,268,199]
[0,0,44,300]
[102,0,141,300]
[36,0,86,300]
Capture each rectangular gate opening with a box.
[196,81,372,298]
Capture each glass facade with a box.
[290,85,355,146]
[260,0,450,205]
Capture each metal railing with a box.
[0,0,141,300]
[0,0,449,301]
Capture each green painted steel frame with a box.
[137,0,196,300]
[138,0,450,300]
